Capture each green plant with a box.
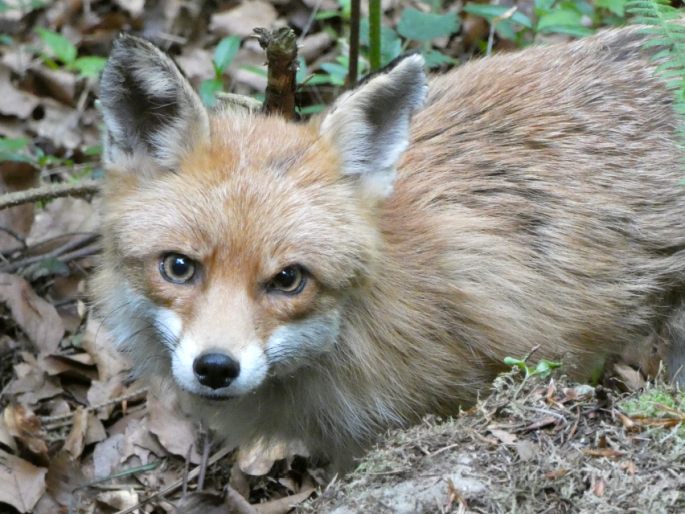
[200,35,241,107]
[627,0,685,115]
[504,356,561,379]
[36,28,107,78]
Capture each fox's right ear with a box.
[99,34,209,172]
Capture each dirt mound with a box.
[306,371,685,513]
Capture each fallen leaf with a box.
[93,433,125,479]
[255,487,316,514]
[147,390,201,463]
[0,449,47,513]
[3,403,48,455]
[488,427,517,445]
[0,65,40,118]
[0,160,39,254]
[96,489,140,510]
[63,407,88,459]
[0,272,64,353]
[210,1,278,38]
[238,439,290,476]
[515,440,536,461]
[613,363,646,391]
[584,448,624,459]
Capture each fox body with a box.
[94,27,685,469]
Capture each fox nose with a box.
[193,353,240,389]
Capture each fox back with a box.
[93,27,685,470]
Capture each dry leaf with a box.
[515,440,536,461]
[0,415,17,452]
[81,317,130,381]
[0,65,40,118]
[0,450,47,512]
[147,390,201,463]
[255,487,316,514]
[613,363,647,392]
[488,427,517,445]
[96,489,140,510]
[84,413,107,446]
[210,1,278,38]
[63,407,88,459]
[238,439,290,476]
[0,160,39,253]
[93,433,125,479]
[26,197,98,245]
[3,403,48,455]
[584,448,624,459]
[0,272,64,353]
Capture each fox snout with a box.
[192,352,241,390]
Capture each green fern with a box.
[627,0,685,117]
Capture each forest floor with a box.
[0,0,683,513]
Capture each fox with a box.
[92,26,685,471]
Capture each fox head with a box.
[95,34,426,400]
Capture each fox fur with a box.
[93,26,685,470]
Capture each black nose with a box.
[193,353,240,389]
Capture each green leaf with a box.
[199,78,223,107]
[297,104,326,115]
[421,49,456,68]
[536,10,593,36]
[397,8,460,42]
[596,0,627,16]
[37,28,77,65]
[213,36,241,74]
[532,359,561,378]
[360,19,402,66]
[463,3,533,28]
[0,137,31,162]
[72,56,107,77]
[320,62,347,86]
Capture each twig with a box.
[197,430,211,491]
[114,447,233,514]
[0,180,100,211]
[348,0,361,87]
[40,388,148,424]
[255,27,299,120]
[0,233,100,272]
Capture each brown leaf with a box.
[96,490,140,510]
[3,403,48,456]
[255,488,316,514]
[238,439,290,476]
[0,414,17,452]
[0,160,39,253]
[584,448,624,459]
[0,65,40,118]
[544,468,569,480]
[63,407,88,460]
[147,390,201,462]
[210,1,278,38]
[81,317,130,381]
[515,440,536,461]
[26,98,82,150]
[613,363,646,391]
[0,272,64,353]
[488,427,517,445]
[591,476,606,497]
[0,449,47,513]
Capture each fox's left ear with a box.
[320,54,427,199]
[99,34,209,172]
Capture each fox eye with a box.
[267,265,306,294]
[160,253,196,284]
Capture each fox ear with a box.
[99,34,209,171]
[320,54,427,199]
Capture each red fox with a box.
[93,26,685,470]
